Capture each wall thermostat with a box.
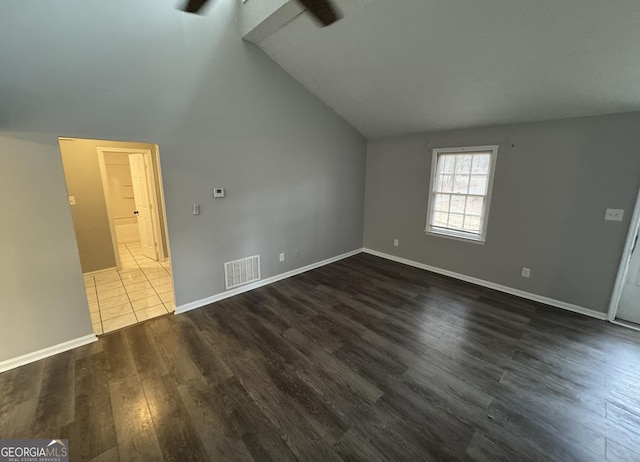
[213,187,225,198]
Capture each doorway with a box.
[59,137,175,335]
[609,187,640,330]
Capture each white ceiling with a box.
[258,0,640,138]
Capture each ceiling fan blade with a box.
[296,0,342,27]
[182,0,210,14]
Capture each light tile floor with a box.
[84,241,175,335]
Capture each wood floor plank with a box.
[337,409,441,462]
[226,355,344,461]
[140,372,210,461]
[465,431,526,462]
[176,379,255,462]
[1,253,640,461]
[333,429,395,462]
[172,315,234,383]
[196,307,345,461]
[102,331,139,382]
[214,308,349,446]
[126,322,209,461]
[88,447,119,461]
[376,379,474,461]
[606,438,640,462]
[61,352,116,460]
[493,374,607,457]
[282,327,383,405]
[0,361,43,410]
[0,361,43,438]
[403,356,494,410]
[221,377,299,462]
[606,401,640,436]
[332,302,431,356]
[418,344,504,395]
[0,398,38,439]
[32,351,75,438]
[110,377,164,461]
[147,316,209,387]
[240,291,293,334]
[485,398,604,462]
[334,338,409,386]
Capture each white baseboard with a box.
[0,334,98,374]
[363,248,607,321]
[175,248,364,315]
[611,319,640,333]
[83,267,117,277]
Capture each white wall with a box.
[238,0,290,37]
[0,0,366,362]
[103,153,142,244]
[238,0,305,44]
[104,154,136,222]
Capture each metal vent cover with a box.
[225,255,261,290]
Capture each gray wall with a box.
[0,134,94,362]
[0,0,366,362]
[364,112,640,314]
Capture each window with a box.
[426,145,498,243]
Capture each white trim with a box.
[175,249,363,314]
[607,186,640,321]
[0,334,98,374]
[153,145,172,265]
[611,319,640,333]
[363,248,607,320]
[423,228,486,245]
[97,149,123,270]
[426,145,498,243]
[82,267,117,277]
[141,150,166,262]
[96,146,168,264]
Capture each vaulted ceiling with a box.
[254,0,640,138]
[2,0,639,140]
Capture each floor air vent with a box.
[225,255,261,290]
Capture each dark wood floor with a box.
[2,254,640,461]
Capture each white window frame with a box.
[425,145,498,244]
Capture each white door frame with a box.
[153,145,172,265]
[607,185,640,322]
[97,150,123,270]
[96,147,168,268]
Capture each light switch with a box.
[68,196,76,206]
[193,204,200,215]
[605,209,624,221]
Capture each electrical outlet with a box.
[279,253,285,262]
[68,196,76,206]
[604,208,624,221]
[521,267,531,278]
[393,239,399,247]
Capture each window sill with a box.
[424,229,486,245]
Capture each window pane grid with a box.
[430,151,492,237]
